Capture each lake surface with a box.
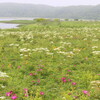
[0,17,33,21]
[0,17,33,29]
[0,23,19,29]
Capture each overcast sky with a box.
[0,0,100,6]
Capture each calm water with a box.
[0,18,33,21]
[0,18,33,29]
[0,23,19,29]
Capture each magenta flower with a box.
[72,82,77,85]
[63,80,67,83]
[61,77,67,83]
[6,92,11,96]
[40,92,44,95]
[82,90,90,96]
[61,77,66,80]
[6,91,13,96]
[11,95,18,100]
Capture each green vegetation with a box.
[0,20,100,100]
[0,20,34,24]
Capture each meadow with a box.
[0,19,100,100]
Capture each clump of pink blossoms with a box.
[61,77,67,83]
[6,91,13,96]
[24,88,29,97]
[40,92,44,95]
[72,82,77,85]
[82,90,90,96]
[6,91,18,100]
[11,94,18,100]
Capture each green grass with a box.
[0,20,100,100]
[0,20,34,25]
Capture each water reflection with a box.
[0,23,19,29]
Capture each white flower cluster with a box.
[0,71,9,77]
[92,51,100,55]
[92,46,98,50]
[0,84,6,88]
[20,48,31,52]
[57,51,74,57]
[60,42,72,47]
[73,48,81,52]
[9,43,19,47]
[92,39,98,42]
[90,80,100,89]
[0,96,6,99]
[32,48,49,52]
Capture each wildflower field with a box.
[0,20,100,100]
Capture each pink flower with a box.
[33,73,37,75]
[24,89,28,97]
[24,88,28,92]
[97,74,100,75]
[61,77,67,82]
[63,79,67,83]
[6,92,11,96]
[68,70,71,72]
[74,96,79,99]
[61,77,66,80]
[6,91,13,96]
[37,69,43,71]
[40,92,44,95]
[11,95,18,100]
[17,66,21,69]
[29,73,33,76]
[37,79,40,83]
[68,79,72,82]
[25,95,28,97]
[72,82,77,85]
[82,90,90,96]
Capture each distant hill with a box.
[0,3,100,20]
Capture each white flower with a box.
[0,96,6,99]
[92,51,100,55]
[54,47,61,51]
[0,71,9,77]
[92,39,98,41]
[46,52,53,55]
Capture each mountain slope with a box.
[0,3,100,19]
